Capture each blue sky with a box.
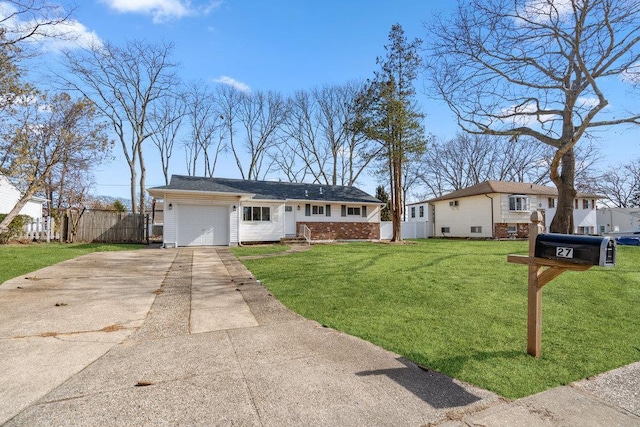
[5,0,640,200]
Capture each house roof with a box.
[426,181,602,203]
[148,175,383,204]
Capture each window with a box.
[577,226,594,235]
[243,206,270,222]
[471,226,482,233]
[599,225,606,234]
[441,227,450,233]
[419,206,424,217]
[411,207,416,218]
[311,205,324,215]
[449,200,459,207]
[285,206,293,212]
[509,195,529,211]
[582,199,595,209]
[347,207,361,216]
[507,225,517,234]
[575,199,579,209]
[548,197,555,208]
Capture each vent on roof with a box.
[305,190,308,197]
[319,187,323,195]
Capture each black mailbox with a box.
[534,234,616,267]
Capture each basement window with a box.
[471,226,482,233]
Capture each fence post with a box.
[145,214,150,245]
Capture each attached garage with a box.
[177,204,229,246]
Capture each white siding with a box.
[0,175,43,220]
[239,203,285,242]
[296,202,380,223]
[597,208,640,233]
[433,195,494,238]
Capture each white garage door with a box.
[177,205,229,246]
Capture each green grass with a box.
[0,243,146,285]
[229,244,291,257]
[239,240,640,399]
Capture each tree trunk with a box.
[391,152,403,242]
[550,148,576,234]
[129,163,137,215]
[138,141,146,217]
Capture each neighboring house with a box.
[0,173,46,222]
[597,207,640,234]
[426,181,601,238]
[147,175,383,247]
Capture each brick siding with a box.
[298,222,380,241]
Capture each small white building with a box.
[597,207,640,234]
[404,201,433,238]
[426,181,601,238]
[0,173,46,221]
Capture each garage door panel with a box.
[177,205,229,246]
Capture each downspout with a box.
[429,202,436,237]
[485,194,495,238]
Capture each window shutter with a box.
[326,205,331,217]
[341,205,346,217]
[305,204,311,216]
[361,206,367,217]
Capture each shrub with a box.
[0,214,32,244]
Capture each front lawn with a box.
[0,243,146,285]
[239,240,640,399]
[230,244,290,257]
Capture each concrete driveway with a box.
[0,247,637,426]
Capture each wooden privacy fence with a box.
[62,209,149,244]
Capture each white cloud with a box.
[622,64,640,84]
[36,20,103,52]
[518,0,574,24]
[0,1,102,53]
[100,0,221,23]
[214,76,251,93]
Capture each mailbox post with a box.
[507,211,615,358]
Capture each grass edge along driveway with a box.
[0,243,146,285]
[235,240,640,399]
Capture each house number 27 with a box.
[556,247,574,259]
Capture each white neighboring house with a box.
[597,207,640,234]
[426,181,601,238]
[0,173,46,222]
[147,175,383,247]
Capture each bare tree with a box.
[596,160,640,207]
[426,0,640,233]
[233,90,288,180]
[417,134,550,197]
[183,81,225,178]
[279,82,376,186]
[0,0,73,60]
[62,40,178,215]
[0,91,110,232]
[150,91,186,184]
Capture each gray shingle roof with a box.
[426,180,602,203]
[149,175,382,204]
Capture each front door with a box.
[284,205,296,236]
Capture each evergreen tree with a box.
[375,185,392,221]
[355,24,427,242]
